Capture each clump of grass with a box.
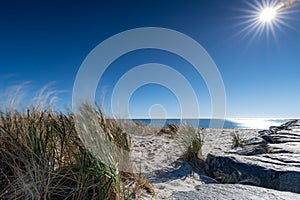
[0,103,136,199]
[75,103,134,199]
[231,131,245,148]
[176,125,204,162]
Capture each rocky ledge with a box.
[174,184,300,200]
[205,120,300,194]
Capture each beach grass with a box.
[175,125,204,161]
[231,131,245,148]
[0,93,209,199]
[0,104,134,199]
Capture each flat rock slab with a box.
[206,153,300,193]
[174,184,300,200]
[204,120,300,193]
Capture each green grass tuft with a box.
[231,131,245,148]
[175,125,204,161]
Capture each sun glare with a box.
[259,7,277,22]
[237,0,291,41]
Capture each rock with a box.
[244,137,267,146]
[206,153,300,193]
[261,134,278,143]
[258,130,272,136]
[235,145,267,155]
[260,128,300,144]
[204,120,300,194]
[173,184,300,200]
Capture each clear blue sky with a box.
[0,0,300,118]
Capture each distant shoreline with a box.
[128,118,296,130]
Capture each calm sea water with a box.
[132,118,293,129]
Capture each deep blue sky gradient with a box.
[1,0,300,118]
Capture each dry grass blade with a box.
[133,178,155,199]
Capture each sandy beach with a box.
[130,128,259,199]
[129,122,300,199]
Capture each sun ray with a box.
[236,0,295,41]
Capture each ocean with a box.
[132,118,293,129]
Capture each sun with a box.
[259,7,277,22]
[237,0,290,40]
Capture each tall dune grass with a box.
[0,104,133,199]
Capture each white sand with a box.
[129,128,260,199]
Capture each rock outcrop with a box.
[174,184,300,200]
[205,120,300,193]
